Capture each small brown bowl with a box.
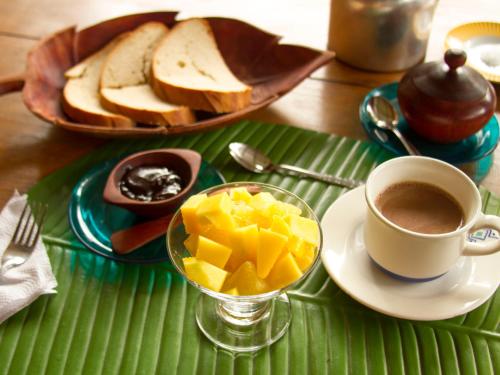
[103,148,201,217]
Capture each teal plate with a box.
[360,82,499,179]
[68,158,225,263]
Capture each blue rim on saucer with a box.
[370,256,446,282]
[360,82,499,181]
[68,157,225,264]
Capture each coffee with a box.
[375,182,464,234]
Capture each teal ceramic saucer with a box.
[360,82,499,183]
[68,157,225,264]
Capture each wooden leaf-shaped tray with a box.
[1,11,334,137]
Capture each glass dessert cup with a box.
[166,182,322,352]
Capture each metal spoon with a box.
[229,142,362,189]
[366,95,421,156]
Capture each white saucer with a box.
[320,186,500,321]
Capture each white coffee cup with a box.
[364,156,500,280]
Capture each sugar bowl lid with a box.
[403,49,493,102]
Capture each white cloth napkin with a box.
[0,192,57,324]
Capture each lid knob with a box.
[444,49,467,70]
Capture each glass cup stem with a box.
[217,299,271,326]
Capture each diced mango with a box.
[222,287,239,296]
[180,187,319,295]
[287,236,314,259]
[257,228,288,279]
[232,202,255,227]
[249,192,276,211]
[270,215,291,237]
[198,191,232,214]
[199,226,233,247]
[183,257,228,292]
[196,192,235,229]
[231,224,259,263]
[294,244,315,272]
[287,215,320,246]
[249,192,276,228]
[181,194,207,233]
[224,261,269,295]
[230,187,252,203]
[196,236,232,269]
[224,233,246,273]
[287,235,301,257]
[184,234,198,256]
[266,253,303,290]
[270,201,302,217]
[251,212,273,229]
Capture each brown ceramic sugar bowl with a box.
[398,49,496,143]
[103,149,201,217]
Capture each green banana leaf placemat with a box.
[0,120,498,374]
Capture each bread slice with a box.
[100,22,195,126]
[151,18,252,113]
[62,36,134,128]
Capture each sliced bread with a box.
[100,22,195,126]
[62,36,134,128]
[151,18,252,113]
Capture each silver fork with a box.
[1,201,47,271]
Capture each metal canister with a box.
[328,0,438,72]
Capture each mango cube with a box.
[223,287,239,296]
[199,226,233,248]
[224,236,246,273]
[181,194,207,233]
[294,244,315,272]
[184,234,198,256]
[196,192,235,229]
[249,192,276,211]
[183,257,228,292]
[196,236,232,269]
[288,236,314,259]
[257,228,288,279]
[270,215,291,237]
[287,235,301,257]
[287,215,320,246]
[232,202,255,227]
[224,261,269,295]
[230,187,252,203]
[270,201,302,217]
[231,224,259,263]
[249,192,276,228]
[266,253,303,290]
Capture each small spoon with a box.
[366,95,421,156]
[111,214,173,254]
[229,143,362,189]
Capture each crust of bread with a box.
[62,35,134,128]
[61,92,134,128]
[151,79,252,114]
[100,86,196,126]
[151,18,252,113]
[100,22,195,126]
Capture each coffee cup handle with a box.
[463,214,500,255]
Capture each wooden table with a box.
[0,0,498,206]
